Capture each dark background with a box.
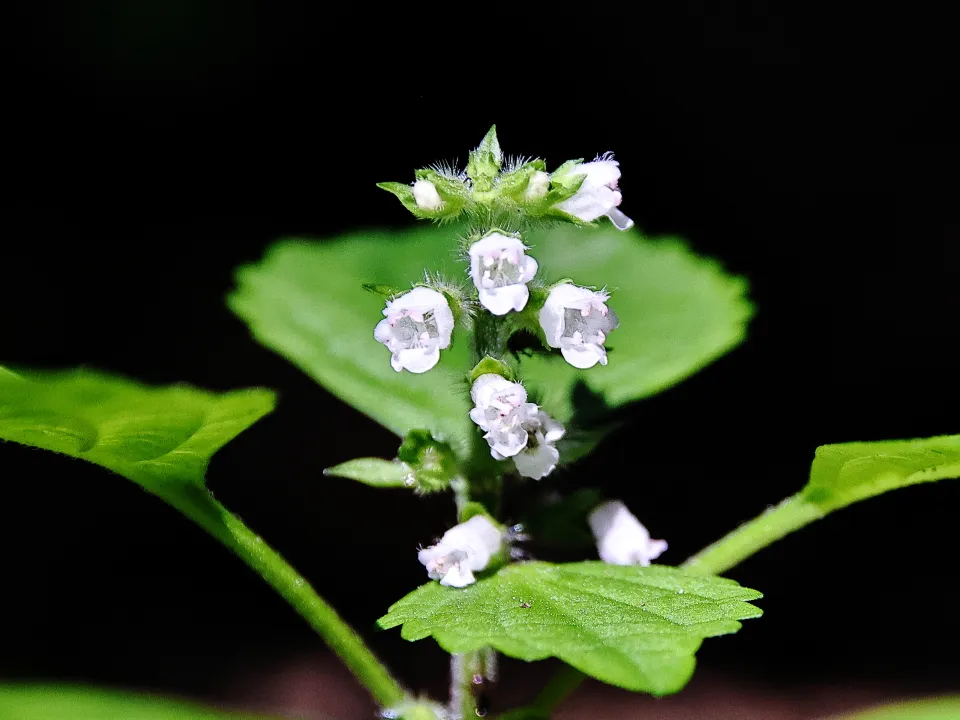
[1,3,957,718]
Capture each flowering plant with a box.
[1,128,958,720]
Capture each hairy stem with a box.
[450,651,482,719]
[681,494,824,575]
[515,493,826,718]
[171,486,407,709]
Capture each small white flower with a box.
[374,287,454,374]
[418,515,503,588]
[468,233,539,315]
[469,373,538,458]
[588,500,667,566]
[555,156,634,231]
[412,179,444,210]
[513,410,565,480]
[539,283,618,369]
[524,170,551,201]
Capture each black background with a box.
[1,2,958,715]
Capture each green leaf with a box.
[362,283,403,298]
[802,434,960,513]
[829,698,960,719]
[228,224,750,459]
[324,457,414,488]
[518,225,752,423]
[229,229,477,456]
[378,561,762,695]
[0,367,274,494]
[466,124,502,188]
[0,685,278,720]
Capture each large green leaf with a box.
[683,433,960,577]
[802,434,960,513]
[378,561,762,695]
[831,698,960,719]
[0,685,277,720]
[228,224,750,455]
[0,367,274,495]
[0,366,274,556]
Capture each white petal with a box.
[524,170,551,200]
[576,159,621,188]
[488,429,528,458]
[469,407,490,430]
[514,443,560,480]
[388,286,448,313]
[396,347,441,373]
[607,207,634,231]
[589,500,667,566]
[433,300,455,347]
[545,282,602,308]
[441,515,502,571]
[542,416,566,443]
[556,186,621,222]
[418,544,467,581]
[468,232,526,259]
[560,344,607,369]
[471,373,525,407]
[374,318,393,344]
[518,254,539,284]
[439,563,476,588]
[555,190,606,222]
[412,180,443,210]
[479,284,529,315]
[538,299,564,348]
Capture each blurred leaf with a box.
[378,561,762,695]
[518,225,752,423]
[325,457,413,488]
[228,224,750,460]
[229,230,476,456]
[802,434,960,513]
[830,697,960,719]
[0,685,279,720]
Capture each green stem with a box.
[681,494,824,575]
[450,651,481,719]
[515,493,826,718]
[171,486,407,709]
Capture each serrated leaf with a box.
[228,224,750,460]
[324,457,413,487]
[830,697,960,719]
[378,561,762,695]
[0,368,274,493]
[0,685,279,720]
[802,434,960,513]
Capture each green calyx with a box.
[396,429,460,494]
[469,356,515,385]
[377,126,597,230]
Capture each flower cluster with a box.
[469,373,565,480]
[370,128,657,588]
